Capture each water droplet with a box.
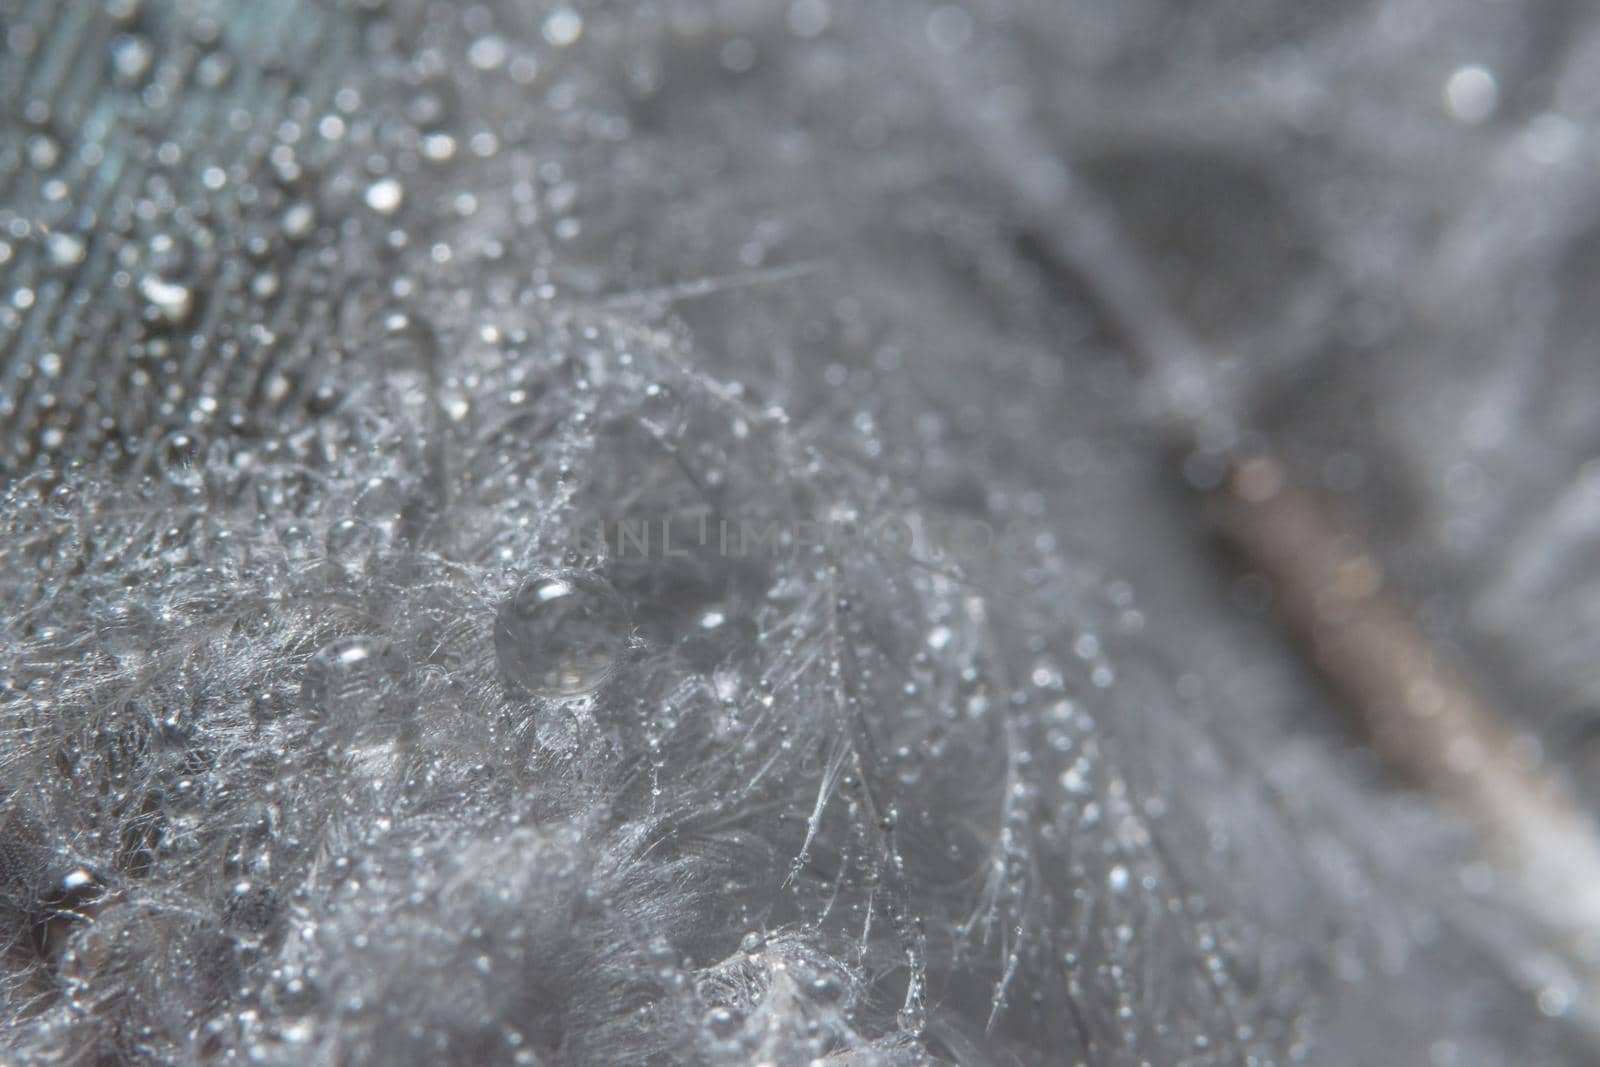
[326,518,380,570]
[109,33,154,86]
[300,636,415,722]
[1107,864,1130,894]
[158,429,205,487]
[279,522,316,559]
[45,231,86,268]
[27,134,60,170]
[809,975,843,1003]
[223,880,277,932]
[1445,65,1498,125]
[422,132,457,162]
[33,866,108,957]
[720,38,757,74]
[353,475,412,539]
[543,8,584,47]
[60,868,99,894]
[365,177,405,215]
[195,50,234,89]
[787,0,831,39]
[495,573,630,696]
[704,1006,743,1039]
[468,35,509,71]
[282,201,316,240]
[139,274,194,325]
[1538,983,1573,1018]
[376,309,439,372]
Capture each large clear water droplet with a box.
[299,636,414,722]
[157,429,205,488]
[495,573,630,696]
[326,518,380,572]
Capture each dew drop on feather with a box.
[300,636,415,722]
[495,573,630,697]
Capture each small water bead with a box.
[787,0,831,39]
[326,518,380,570]
[353,475,413,537]
[542,8,583,47]
[494,573,630,697]
[138,274,194,325]
[376,309,439,371]
[28,133,60,170]
[371,310,441,414]
[422,132,457,162]
[281,201,316,241]
[809,974,844,1003]
[223,880,277,932]
[33,866,109,958]
[704,1006,743,1040]
[365,177,405,215]
[158,429,205,487]
[299,636,415,723]
[109,33,155,86]
[467,35,509,72]
[1107,864,1130,894]
[194,50,234,89]
[1445,64,1498,125]
[45,231,86,268]
[278,522,316,559]
[406,77,459,129]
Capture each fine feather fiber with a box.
[3,1,1600,1064]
